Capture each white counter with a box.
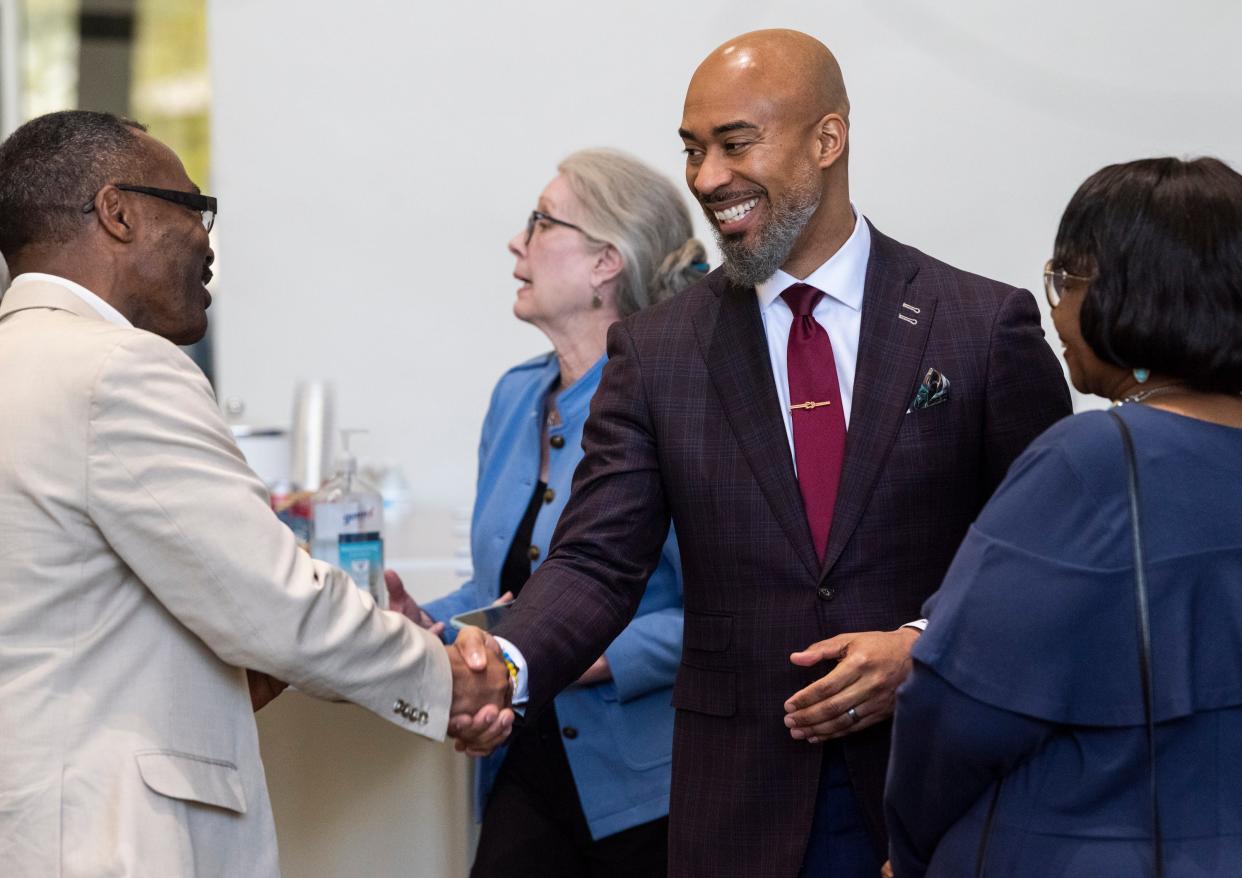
[258,507,478,877]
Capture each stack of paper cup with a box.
[290,380,334,491]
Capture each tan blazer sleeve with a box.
[85,332,452,740]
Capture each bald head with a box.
[690,29,849,125]
[679,30,855,285]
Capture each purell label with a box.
[313,501,381,536]
[338,532,384,591]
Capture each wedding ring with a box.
[846,707,861,724]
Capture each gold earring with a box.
[591,291,603,309]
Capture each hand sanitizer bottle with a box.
[311,429,387,608]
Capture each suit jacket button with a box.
[549,434,565,449]
[561,726,578,740]
[528,545,541,560]
[393,699,406,714]
[817,585,835,601]
[543,487,555,504]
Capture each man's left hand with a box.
[247,669,288,712]
[783,627,920,742]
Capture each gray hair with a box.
[716,168,821,289]
[558,148,707,317]
[0,110,148,258]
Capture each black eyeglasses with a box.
[1042,259,1093,308]
[83,184,217,232]
[525,209,595,246]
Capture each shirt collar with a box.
[9,272,133,327]
[755,207,871,313]
[548,354,607,424]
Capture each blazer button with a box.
[393,699,407,715]
[549,434,565,449]
[528,545,541,561]
[543,487,556,504]
[562,726,579,740]
[817,585,836,601]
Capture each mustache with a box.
[700,188,765,207]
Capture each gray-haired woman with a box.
[390,148,706,877]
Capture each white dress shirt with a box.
[756,208,870,471]
[754,210,926,632]
[7,272,132,327]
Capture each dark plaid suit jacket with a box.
[493,224,1071,878]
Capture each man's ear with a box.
[92,185,136,243]
[591,243,624,287]
[815,113,848,170]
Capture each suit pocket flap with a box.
[135,750,247,814]
[671,664,735,717]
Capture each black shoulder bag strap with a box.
[1111,410,1163,878]
[976,411,1163,878]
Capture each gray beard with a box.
[713,185,821,289]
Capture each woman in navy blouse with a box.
[391,149,705,877]
[885,157,1242,877]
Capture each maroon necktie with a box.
[782,283,846,562]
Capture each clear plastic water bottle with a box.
[311,430,387,608]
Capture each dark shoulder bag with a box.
[975,411,1163,877]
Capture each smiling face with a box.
[123,132,215,345]
[507,174,603,331]
[679,31,850,286]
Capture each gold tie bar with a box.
[790,400,832,411]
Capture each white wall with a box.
[207,2,1242,874]
[209,1,1242,515]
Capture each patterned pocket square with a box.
[907,367,950,413]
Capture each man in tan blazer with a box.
[0,111,513,877]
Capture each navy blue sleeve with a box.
[885,664,1054,878]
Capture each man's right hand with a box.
[445,625,514,756]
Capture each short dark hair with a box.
[1053,156,1242,394]
[0,110,148,258]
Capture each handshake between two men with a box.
[443,621,517,756]
[246,570,516,756]
[387,568,518,755]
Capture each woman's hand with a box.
[384,570,446,639]
[576,655,612,685]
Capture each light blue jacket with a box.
[423,352,683,840]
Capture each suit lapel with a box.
[820,225,936,579]
[694,271,822,580]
